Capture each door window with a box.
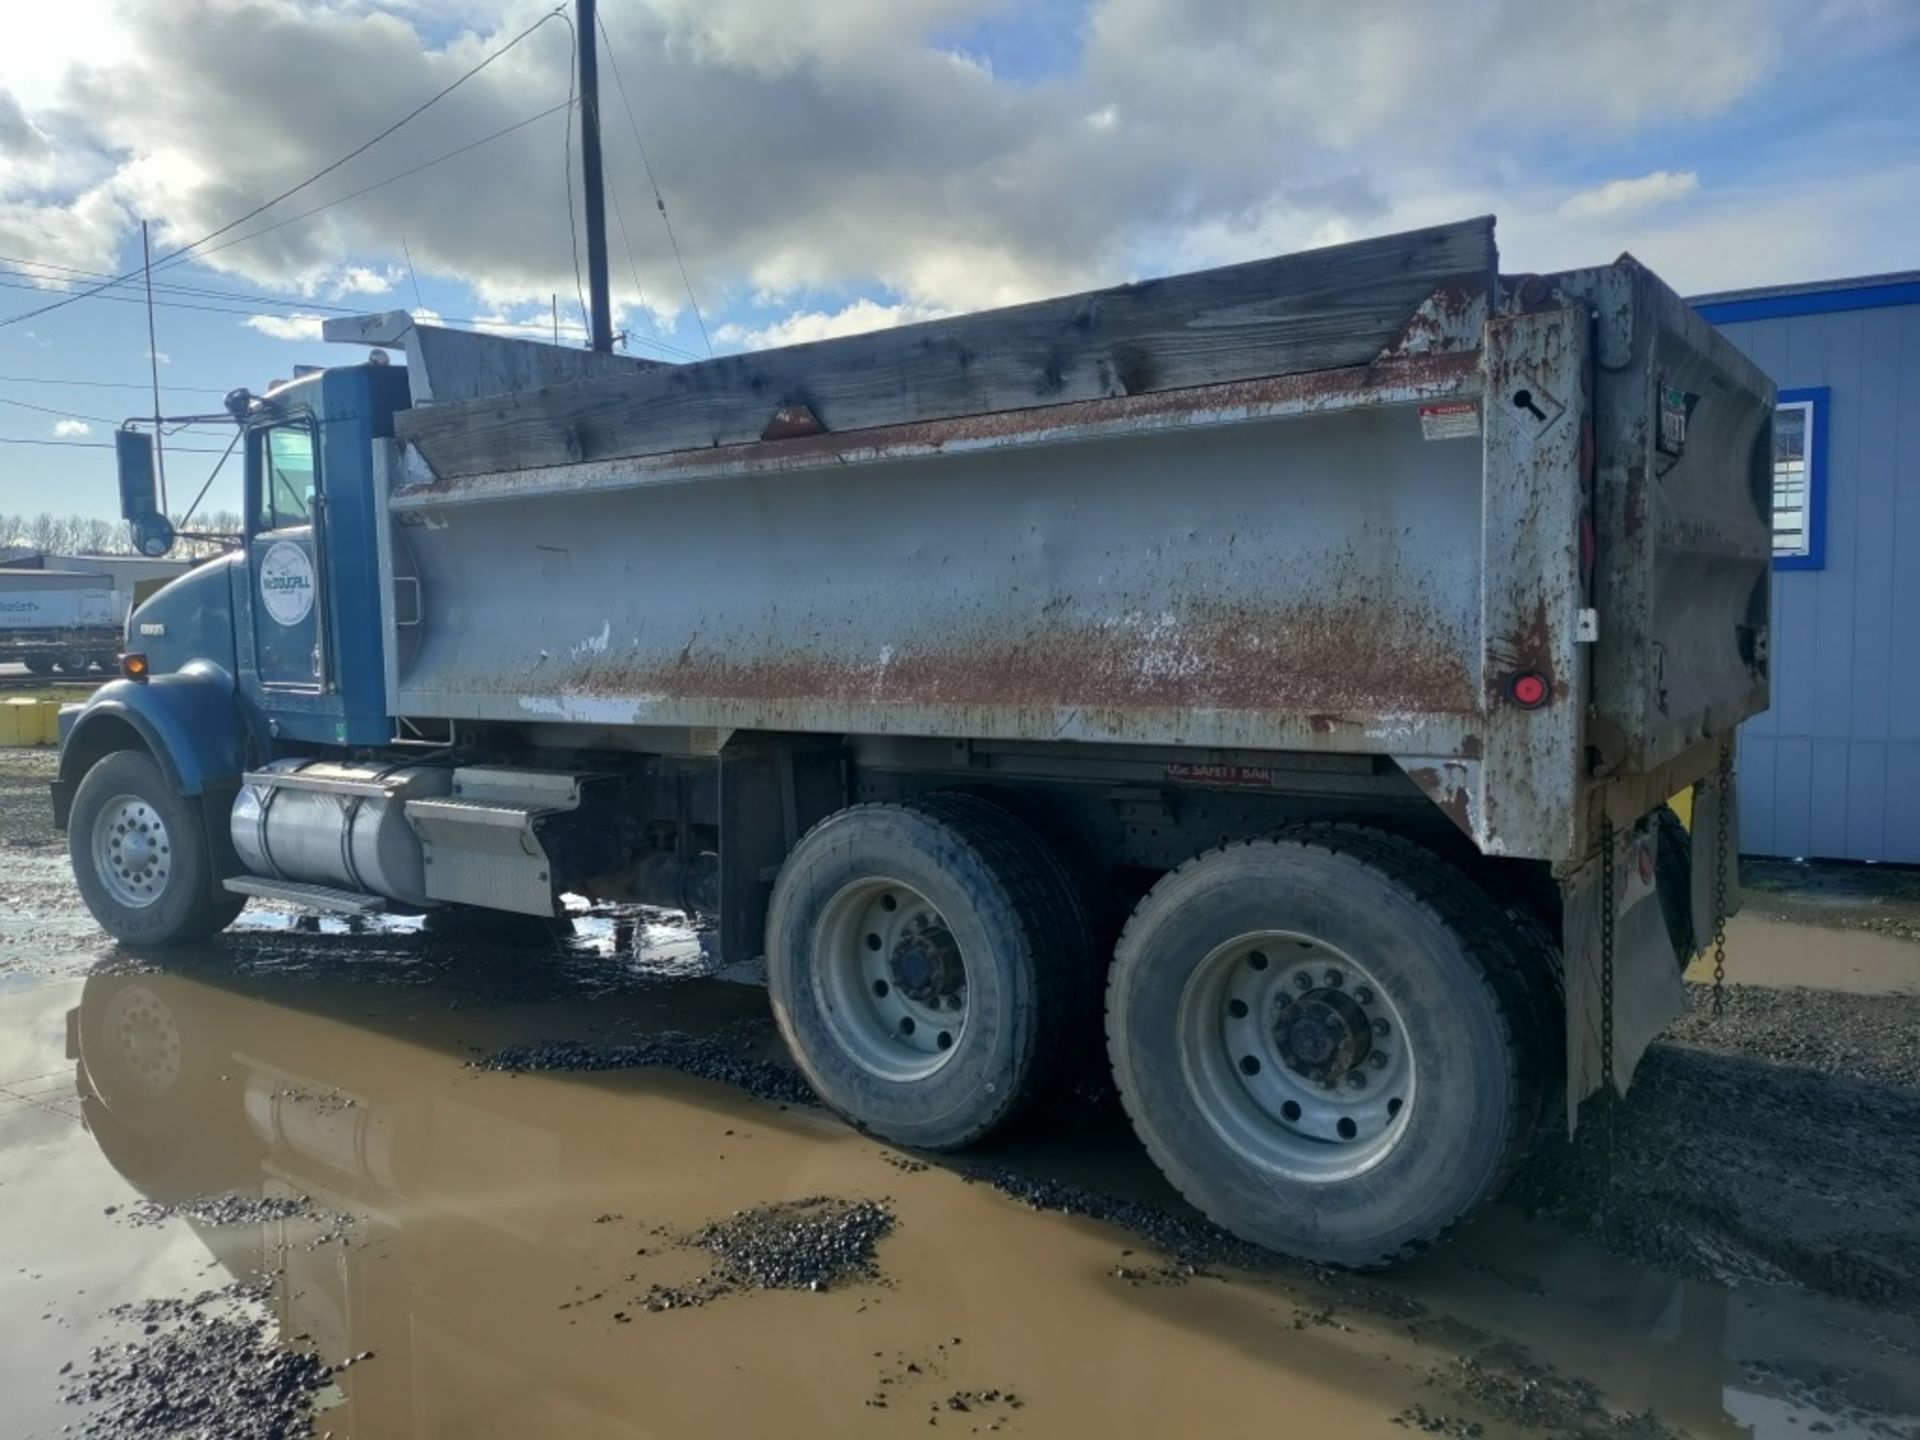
[257,425,316,530]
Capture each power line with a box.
[0,394,122,426]
[596,11,712,355]
[0,373,228,395]
[0,255,374,317]
[0,275,331,323]
[0,6,570,333]
[0,435,232,454]
[149,101,576,279]
[0,274,590,336]
[601,174,698,360]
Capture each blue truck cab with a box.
[52,360,410,942]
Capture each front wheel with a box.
[1106,830,1543,1267]
[68,750,243,947]
[23,654,56,676]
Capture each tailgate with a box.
[1563,259,1774,778]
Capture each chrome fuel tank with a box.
[231,759,452,907]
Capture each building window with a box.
[1772,387,1828,570]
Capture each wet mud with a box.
[3,748,1920,1438]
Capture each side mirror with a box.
[114,428,175,556]
[131,512,177,558]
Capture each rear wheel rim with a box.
[90,794,173,910]
[1177,930,1415,1182]
[814,877,969,1081]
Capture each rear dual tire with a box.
[1106,830,1543,1267]
[772,803,1546,1266]
[766,793,1094,1150]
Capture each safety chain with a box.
[1710,741,1733,1018]
[1599,815,1616,1096]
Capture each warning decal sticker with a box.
[1419,401,1480,441]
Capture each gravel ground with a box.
[0,746,58,848]
[1512,985,1920,1315]
[59,1286,344,1440]
[644,1196,898,1311]
[1663,980,1920,1088]
[473,1029,820,1107]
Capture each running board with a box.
[223,876,389,915]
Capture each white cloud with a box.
[243,312,326,341]
[51,418,90,437]
[714,297,951,351]
[331,265,397,297]
[0,0,1911,346]
[1560,171,1701,221]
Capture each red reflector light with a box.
[121,653,150,681]
[1507,670,1550,709]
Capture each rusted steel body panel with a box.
[373,233,1770,867]
[384,388,1489,757]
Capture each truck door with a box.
[249,422,327,690]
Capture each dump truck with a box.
[51,218,1773,1266]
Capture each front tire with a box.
[69,750,242,947]
[1106,831,1542,1267]
[766,794,1093,1150]
[23,654,56,676]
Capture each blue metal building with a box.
[1695,273,1920,863]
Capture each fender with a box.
[53,660,249,827]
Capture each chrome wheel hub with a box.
[815,878,969,1081]
[90,795,173,910]
[1179,932,1415,1181]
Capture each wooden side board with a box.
[396,217,1496,480]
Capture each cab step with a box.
[223,876,388,915]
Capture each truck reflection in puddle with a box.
[66,948,1920,1440]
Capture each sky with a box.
[0,0,1916,525]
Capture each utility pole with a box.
[141,220,169,515]
[577,0,613,353]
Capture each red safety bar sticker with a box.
[1164,763,1276,788]
[1418,401,1480,441]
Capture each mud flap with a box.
[1562,822,1688,1131]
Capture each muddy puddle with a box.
[4,920,1919,1440]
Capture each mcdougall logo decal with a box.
[260,541,316,627]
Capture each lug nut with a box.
[1323,969,1343,988]
[1294,972,1312,991]
[1355,987,1374,1005]
[1372,1018,1390,1037]
[1346,1070,1367,1089]
[1370,1050,1388,1069]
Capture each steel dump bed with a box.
[370,218,1772,864]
